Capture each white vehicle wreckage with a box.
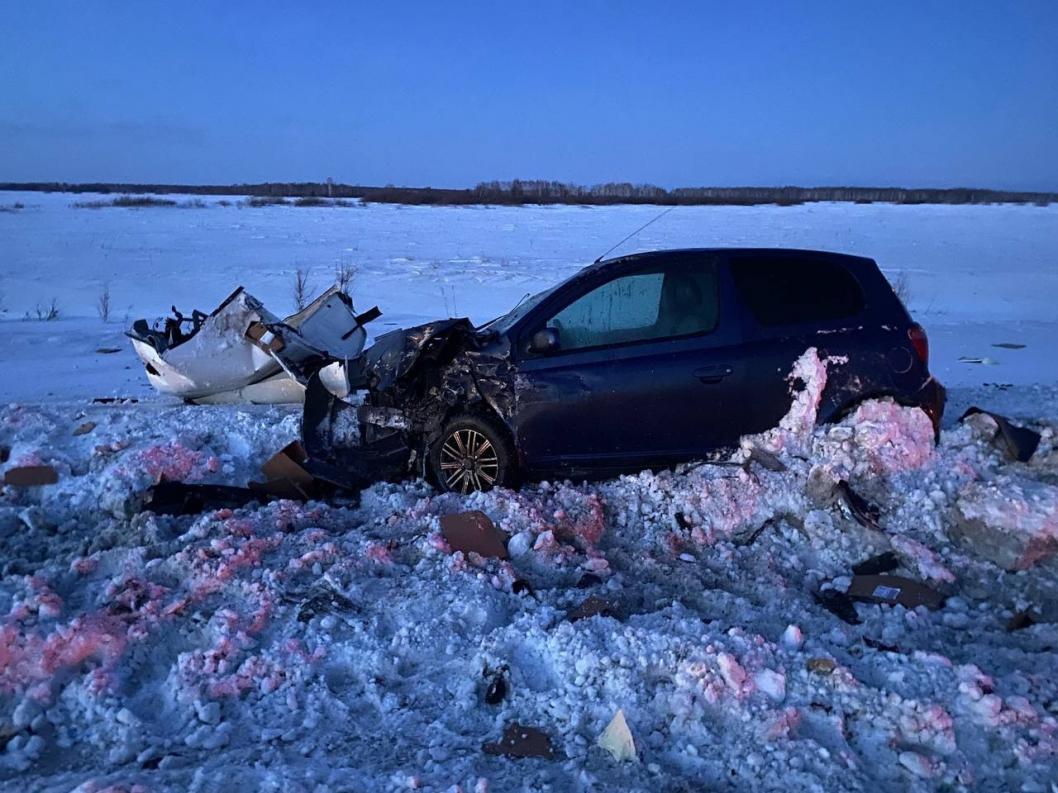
[127,286,379,405]
[128,283,511,503]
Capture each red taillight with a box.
[908,324,929,366]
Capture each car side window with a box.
[542,261,719,351]
[730,256,864,326]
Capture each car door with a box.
[725,251,876,432]
[509,253,750,475]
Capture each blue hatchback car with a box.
[303,248,945,494]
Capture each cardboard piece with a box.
[440,511,508,559]
[245,320,285,353]
[848,574,945,610]
[3,465,59,487]
[960,407,1041,462]
[483,723,554,760]
[250,441,314,499]
[262,441,312,483]
[566,595,617,622]
[597,709,637,762]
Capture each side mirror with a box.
[529,328,560,354]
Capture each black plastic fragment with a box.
[302,373,411,491]
[815,588,861,625]
[852,551,900,576]
[837,481,882,531]
[142,481,267,515]
[484,668,508,705]
[1007,611,1036,632]
[960,407,1041,462]
[863,636,901,653]
[295,588,356,622]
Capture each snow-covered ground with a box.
[1,192,1056,402]
[2,194,1058,791]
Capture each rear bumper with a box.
[915,377,947,435]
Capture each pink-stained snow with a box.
[2,347,1058,791]
[953,477,1058,570]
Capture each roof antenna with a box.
[594,205,677,264]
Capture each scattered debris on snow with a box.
[3,465,58,487]
[2,348,1058,791]
[847,573,946,610]
[483,723,555,760]
[961,406,1042,462]
[597,709,637,762]
[440,511,509,559]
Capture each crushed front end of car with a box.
[300,319,518,490]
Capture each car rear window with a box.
[730,256,864,326]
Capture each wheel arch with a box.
[823,388,940,441]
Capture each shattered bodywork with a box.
[127,286,376,404]
[302,319,516,488]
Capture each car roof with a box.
[599,247,875,266]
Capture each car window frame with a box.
[515,253,725,359]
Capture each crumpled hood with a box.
[347,317,480,393]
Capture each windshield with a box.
[480,284,560,333]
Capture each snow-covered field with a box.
[1,192,1057,402]
[2,194,1058,791]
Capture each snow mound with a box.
[2,357,1058,790]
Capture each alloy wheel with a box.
[439,428,500,493]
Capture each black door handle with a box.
[694,364,733,384]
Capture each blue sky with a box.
[1,1,1056,189]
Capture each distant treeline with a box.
[2,180,1055,206]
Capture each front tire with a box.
[429,415,515,494]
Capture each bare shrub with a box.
[890,271,913,306]
[292,197,352,208]
[74,195,178,209]
[113,195,177,208]
[293,268,313,311]
[97,283,112,322]
[246,196,289,207]
[34,298,60,321]
[334,262,356,292]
